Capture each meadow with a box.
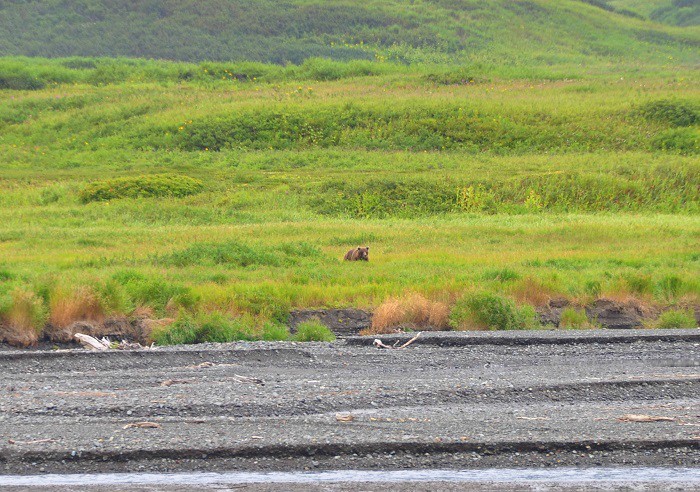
[0,56,698,345]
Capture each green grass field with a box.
[0,5,699,345]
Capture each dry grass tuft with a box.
[132,305,155,319]
[46,286,105,342]
[362,293,450,336]
[509,277,557,307]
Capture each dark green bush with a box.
[308,179,458,218]
[449,293,538,330]
[0,70,46,90]
[637,100,699,127]
[652,309,697,329]
[0,270,15,282]
[79,174,204,203]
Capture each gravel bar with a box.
[0,330,698,475]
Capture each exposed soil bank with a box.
[0,330,699,475]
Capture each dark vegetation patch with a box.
[156,241,321,268]
[650,0,700,26]
[304,167,699,218]
[79,174,204,203]
[170,102,698,155]
[636,100,699,127]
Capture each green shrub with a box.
[79,174,204,203]
[0,288,48,341]
[652,309,696,329]
[657,275,684,301]
[153,312,257,345]
[197,313,256,343]
[293,319,335,342]
[0,270,14,282]
[559,307,595,329]
[262,322,290,341]
[449,293,537,331]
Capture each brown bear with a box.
[344,246,369,261]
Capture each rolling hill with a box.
[0,0,698,64]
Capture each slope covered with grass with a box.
[0,56,698,345]
[608,0,700,26]
[0,0,698,345]
[0,0,698,64]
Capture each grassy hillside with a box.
[608,0,700,26]
[0,56,698,345]
[0,0,699,64]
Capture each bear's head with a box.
[356,246,369,261]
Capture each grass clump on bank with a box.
[152,312,258,345]
[293,319,335,342]
[449,293,538,331]
[651,309,697,329]
[559,307,597,329]
[363,294,449,335]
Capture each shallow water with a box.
[1,468,699,486]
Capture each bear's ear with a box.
[366,246,369,250]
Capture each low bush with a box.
[79,174,204,203]
[152,312,257,345]
[449,292,538,331]
[559,307,596,329]
[652,309,696,329]
[293,319,335,342]
[261,322,290,341]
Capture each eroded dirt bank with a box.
[0,330,698,477]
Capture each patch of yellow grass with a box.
[362,293,450,336]
[509,277,557,307]
[46,286,105,342]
